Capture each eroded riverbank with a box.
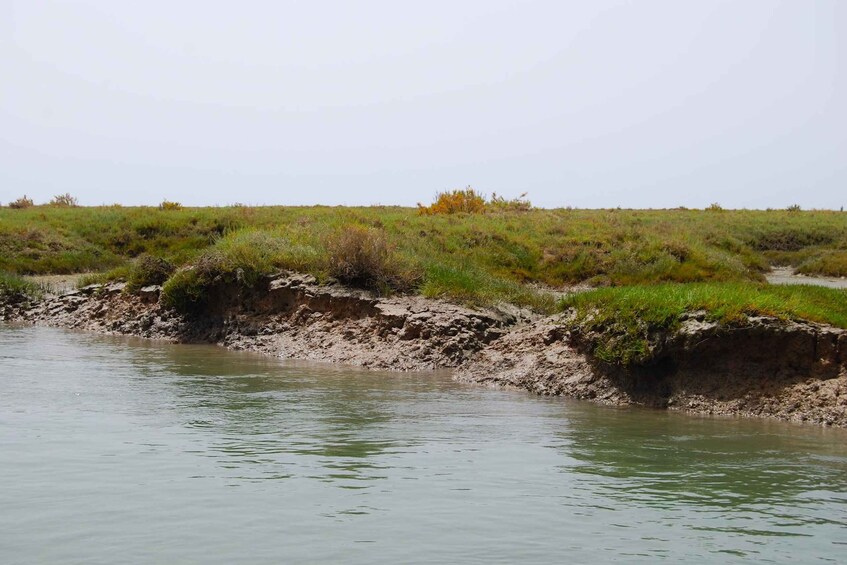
[3,273,846,427]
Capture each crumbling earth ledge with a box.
[1,273,526,371]
[3,273,846,427]
[456,312,847,427]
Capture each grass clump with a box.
[8,196,34,209]
[488,192,532,213]
[562,283,847,365]
[76,265,134,288]
[421,263,555,312]
[125,255,175,292]
[49,193,79,207]
[0,272,43,302]
[161,230,288,312]
[159,200,183,211]
[326,226,419,292]
[161,226,422,312]
[796,251,847,278]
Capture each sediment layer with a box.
[455,312,847,427]
[3,273,846,427]
[3,274,523,371]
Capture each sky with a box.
[1,0,844,209]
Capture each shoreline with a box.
[765,266,847,289]
[3,273,846,428]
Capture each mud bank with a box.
[456,312,847,427]
[3,274,846,427]
[2,274,523,371]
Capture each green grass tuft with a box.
[161,230,294,312]
[0,272,43,301]
[125,255,175,293]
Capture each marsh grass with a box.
[795,251,847,278]
[0,272,43,301]
[49,193,79,207]
[76,266,133,288]
[161,230,288,312]
[326,226,420,292]
[2,206,846,310]
[7,196,35,209]
[125,255,175,292]
[562,283,847,365]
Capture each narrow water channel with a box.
[1,325,845,563]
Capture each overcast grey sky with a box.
[1,0,844,208]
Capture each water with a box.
[766,267,847,289]
[2,326,846,564]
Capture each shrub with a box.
[706,203,723,212]
[787,204,802,213]
[418,187,486,215]
[488,192,532,212]
[8,195,34,209]
[49,193,79,207]
[326,226,418,292]
[161,252,232,313]
[126,255,175,292]
[159,200,183,211]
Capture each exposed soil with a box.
[3,274,526,371]
[456,313,847,427]
[3,273,846,427]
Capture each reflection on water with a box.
[556,408,847,550]
[1,325,846,564]
[153,349,421,484]
[561,409,847,510]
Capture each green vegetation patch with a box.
[161,230,292,313]
[561,283,847,365]
[2,205,846,311]
[0,272,43,302]
[325,226,420,292]
[796,251,847,278]
[125,255,175,293]
[76,266,133,289]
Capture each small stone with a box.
[79,284,103,294]
[138,285,162,303]
[105,282,127,294]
